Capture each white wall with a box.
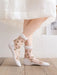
[56,0,57,5]
[0,17,57,58]
[0,20,24,58]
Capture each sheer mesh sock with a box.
[24,46,50,66]
[13,36,25,59]
[8,33,28,66]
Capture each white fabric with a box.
[20,33,28,40]
[25,46,33,49]
[0,0,56,20]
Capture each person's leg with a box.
[8,17,49,67]
[24,19,32,26]
[23,17,50,66]
[8,20,31,67]
[23,17,48,37]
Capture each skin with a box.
[23,17,48,46]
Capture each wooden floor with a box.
[0,58,57,75]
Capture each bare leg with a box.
[23,17,48,37]
[24,19,32,25]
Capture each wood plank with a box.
[24,66,47,75]
[2,58,17,66]
[2,58,23,66]
[40,58,57,75]
[0,58,4,66]
[24,58,48,75]
[0,58,24,75]
[50,58,57,68]
[0,66,24,75]
[0,58,57,75]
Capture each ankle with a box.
[25,39,32,46]
[24,46,32,58]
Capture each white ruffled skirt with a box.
[0,0,56,21]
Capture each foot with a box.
[8,34,28,67]
[24,46,50,66]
